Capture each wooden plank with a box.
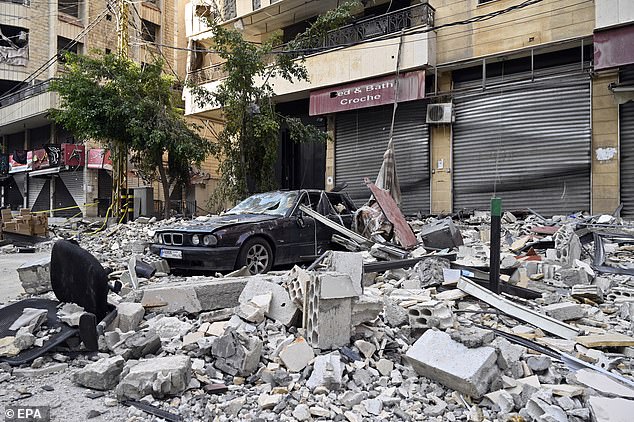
[576,333,634,348]
[364,178,418,249]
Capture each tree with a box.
[191,1,360,207]
[50,53,214,218]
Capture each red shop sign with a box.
[87,148,113,171]
[309,70,425,116]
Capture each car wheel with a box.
[238,238,273,275]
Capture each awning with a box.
[608,82,634,105]
[29,167,61,178]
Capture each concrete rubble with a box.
[2,212,634,421]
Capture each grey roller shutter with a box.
[58,170,84,214]
[28,178,46,211]
[335,101,430,215]
[620,67,634,217]
[452,71,591,216]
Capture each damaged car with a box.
[149,190,357,274]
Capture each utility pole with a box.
[112,0,129,219]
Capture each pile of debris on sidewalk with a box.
[4,206,634,421]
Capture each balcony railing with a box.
[187,63,228,85]
[0,80,52,109]
[321,3,434,50]
[187,3,434,85]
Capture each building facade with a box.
[182,0,626,217]
[0,0,219,217]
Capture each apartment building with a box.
[0,0,218,217]
[185,0,632,217]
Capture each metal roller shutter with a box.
[28,178,47,212]
[335,101,430,215]
[453,71,591,216]
[54,171,84,217]
[619,67,634,217]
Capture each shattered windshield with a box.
[225,191,298,216]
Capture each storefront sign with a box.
[309,71,425,116]
[87,148,113,171]
[9,151,32,173]
[595,25,634,70]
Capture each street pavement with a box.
[0,251,49,303]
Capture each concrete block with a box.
[329,251,364,295]
[351,292,383,326]
[303,275,352,350]
[141,254,170,274]
[116,356,191,399]
[588,396,634,422]
[405,330,499,398]
[146,316,192,340]
[141,277,248,314]
[306,352,343,391]
[279,337,314,372]
[111,329,161,360]
[115,302,145,333]
[73,356,124,390]
[419,218,463,249]
[317,272,358,299]
[408,301,454,330]
[238,276,299,326]
[211,328,263,376]
[287,266,309,307]
[17,256,52,295]
[542,302,586,321]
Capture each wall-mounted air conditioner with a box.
[426,103,454,124]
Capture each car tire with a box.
[237,237,273,275]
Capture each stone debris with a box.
[6,211,634,421]
[16,256,52,295]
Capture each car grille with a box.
[162,233,183,246]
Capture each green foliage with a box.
[51,52,214,217]
[191,2,359,207]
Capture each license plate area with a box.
[160,249,182,259]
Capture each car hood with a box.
[155,214,280,234]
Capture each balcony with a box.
[0,80,58,129]
[185,3,435,116]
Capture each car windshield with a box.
[225,191,298,216]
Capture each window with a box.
[141,19,159,43]
[105,48,111,55]
[0,24,28,49]
[478,0,498,4]
[58,0,81,18]
[57,36,82,57]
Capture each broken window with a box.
[58,0,81,18]
[141,19,159,44]
[57,36,83,59]
[0,24,28,66]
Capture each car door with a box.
[271,192,320,264]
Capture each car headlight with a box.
[192,234,200,245]
[203,234,217,246]
[154,233,162,244]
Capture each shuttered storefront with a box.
[619,67,634,217]
[335,101,430,215]
[28,177,49,212]
[54,171,84,217]
[453,71,591,216]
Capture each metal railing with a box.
[154,199,198,218]
[187,63,228,85]
[187,3,434,85]
[0,80,52,109]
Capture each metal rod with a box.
[489,197,501,294]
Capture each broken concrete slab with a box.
[211,328,263,376]
[405,329,499,398]
[146,316,192,341]
[116,355,191,399]
[575,369,634,398]
[141,277,248,314]
[542,302,586,321]
[73,356,125,390]
[576,333,634,348]
[316,272,359,300]
[17,256,52,295]
[115,302,145,333]
[351,292,383,326]
[111,329,161,360]
[329,251,364,295]
[279,337,314,372]
[587,396,634,422]
[306,352,344,392]
[238,276,299,326]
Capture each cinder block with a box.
[239,277,299,326]
[405,330,499,398]
[317,272,358,300]
[407,301,454,330]
[303,275,352,350]
[329,252,363,295]
[141,254,170,274]
[287,266,309,307]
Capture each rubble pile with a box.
[3,211,634,421]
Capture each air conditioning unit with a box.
[426,103,454,124]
